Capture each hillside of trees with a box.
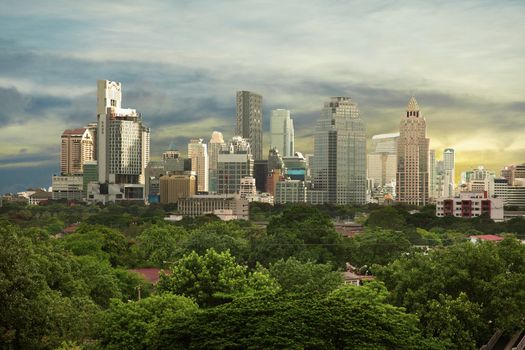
[1,201,525,349]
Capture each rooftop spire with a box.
[407,96,420,112]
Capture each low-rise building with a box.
[177,194,249,220]
[52,175,84,200]
[436,191,504,221]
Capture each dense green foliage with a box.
[375,238,525,349]
[1,201,525,349]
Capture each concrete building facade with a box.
[188,138,209,192]
[236,91,263,160]
[396,97,430,206]
[312,97,367,205]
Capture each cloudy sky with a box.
[0,0,524,193]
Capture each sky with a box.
[0,0,524,193]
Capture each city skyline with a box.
[1,1,524,193]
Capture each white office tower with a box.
[188,138,209,192]
[429,149,437,199]
[217,136,254,194]
[312,97,367,205]
[270,109,294,157]
[92,80,150,202]
[442,148,455,197]
[367,133,398,189]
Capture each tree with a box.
[348,229,412,267]
[181,221,249,261]
[157,249,279,307]
[366,206,406,230]
[98,294,198,350]
[157,283,443,349]
[263,205,349,267]
[133,224,188,267]
[268,258,343,295]
[375,238,525,347]
[0,223,100,349]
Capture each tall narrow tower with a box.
[96,80,149,185]
[312,97,367,205]
[236,91,263,160]
[270,109,294,157]
[443,148,455,197]
[188,138,209,192]
[396,97,430,205]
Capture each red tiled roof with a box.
[63,223,80,234]
[128,268,170,284]
[62,128,86,136]
[469,235,504,241]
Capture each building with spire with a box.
[311,97,367,205]
[396,96,430,206]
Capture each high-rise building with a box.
[159,174,196,204]
[312,97,366,205]
[282,152,308,181]
[208,131,226,193]
[188,138,209,192]
[367,133,398,189]
[396,97,430,206]
[429,149,437,198]
[163,142,180,160]
[270,109,294,157]
[216,136,254,194]
[60,127,95,175]
[275,180,308,204]
[91,80,150,202]
[442,148,455,197]
[236,91,263,160]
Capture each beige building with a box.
[60,128,95,175]
[159,174,196,204]
[188,138,209,192]
[178,194,249,220]
[396,97,430,206]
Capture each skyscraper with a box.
[396,96,430,205]
[60,127,95,175]
[236,91,263,160]
[442,148,455,197]
[270,109,294,157]
[188,138,209,192]
[216,136,254,194]
[208,131,226,193]
[429,149,437,198]
[95,80,150,200]
[312,97,367,205]
[367,133,399,188]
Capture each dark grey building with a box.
[236,91,263,160]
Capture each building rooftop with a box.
[468,235,504,242]
[62,128,86,136]
[128,268,169,284]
